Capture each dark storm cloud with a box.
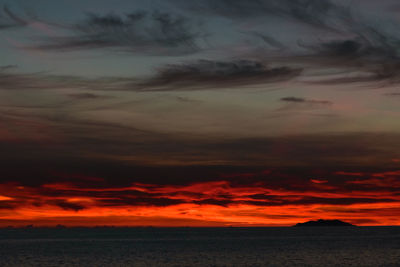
[32,10,203,56]
[137,60,302,91]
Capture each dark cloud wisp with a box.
[174,0,400,85]
[280,97,332,105]
[0,6,27,30]
[0,61,301,92]
[174,0,351,31]
[137,60,302,91]
[33,10,203,56]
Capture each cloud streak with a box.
[5,1,400,86]
[30,10,203,56]
[280,97,332,105]
[172,0,400,86]
[137,60,302,91]
[0,60,303,92]
[0,6,27,30]
[174,0,352,31]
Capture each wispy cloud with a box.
[67,93,110,100]
[0,6,27,30]
[0,67,86,90]
[0,61,301,92]
[384,92,400,96]
[136,60,302,91]
[29,10,204,56]
[5,1,400,86]
[172,0,400,86]
[280,97,332,105]
[174,0,352,31]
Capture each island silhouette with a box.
[294,219,355,227]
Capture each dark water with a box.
[0,227,400,266]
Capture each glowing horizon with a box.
[2,0,400,227]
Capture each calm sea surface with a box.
[0,227,399,266]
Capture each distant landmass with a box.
[294,219,355,227]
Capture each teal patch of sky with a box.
[0,0,239,78]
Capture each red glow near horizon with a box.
[1,169,400,227]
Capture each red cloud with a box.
[1,168,400,227]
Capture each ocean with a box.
[0,227,399,266]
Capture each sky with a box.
[1,0,400,226]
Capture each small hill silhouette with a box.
[294,219,355,227]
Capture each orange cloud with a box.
[1,169,400,227]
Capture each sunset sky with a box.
[2,0,400,226]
